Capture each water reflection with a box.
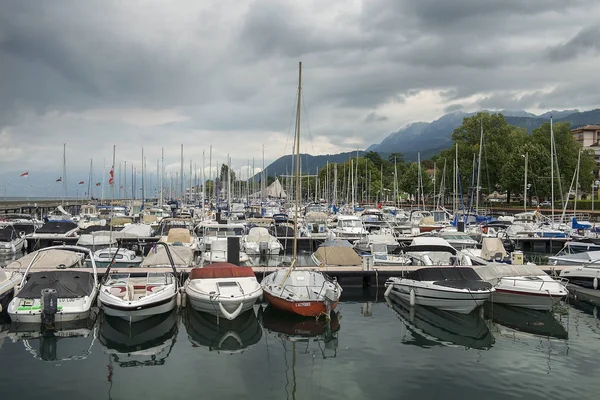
[183,307,262,353]
[484,303,568,339]
[386,291,494,350]
[98,310,178,367]
[259,305,340,358]
[6,317,97,362]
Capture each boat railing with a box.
[280,279,335,300]
[500,276,567,292]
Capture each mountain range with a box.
[258,108,600,178]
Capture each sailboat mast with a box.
[62,143,67,203]
[87,159,93,201]
[293,61,302,263]
[550,116,555,221]
[475,118,483,214]
[180,144,184,200]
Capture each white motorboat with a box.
[437,231,479,251]
[0,224,27,254]
[201,238,250,264]
[92,247,143,268]
[549,241,600,266]
[354,232,400,254]
[184,263,262,320]
[242,227,283,256]
[7,246,99,324]
[559,259,600,290]
[402,237,474,266]
[370,243,411,266]
[331,215,368,238]
[384,267,494,314]
[98,242,181,322]
[0,268,22,312]
[196,222,245,252]
[476,264,568,310]
[47,206,73,222]
[303,212,332,239]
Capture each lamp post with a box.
[593,180,599,213]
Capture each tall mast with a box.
[293,61,302,263]
[87,159,93,201]
[189,159,193,204]
[62,143,67,203]
[475,117,483,214]
[550,116,555,221]
[124,161,127,199]
[202,150,206,207]
[180,144,184,200]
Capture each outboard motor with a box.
[259,241,269,258]
[41,288,59,329]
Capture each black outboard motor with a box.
[41,288,59,330]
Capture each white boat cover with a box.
[246,227,278,243]
[121,223,153,237]
[6,249,85,270]
[480,238,508,260]
[141,246,194,267]
[475,264,546,284]
[305,212,328,221]
[313,246,361,266]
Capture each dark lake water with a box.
[1,288,600,400]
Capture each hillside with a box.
[368,108,600,153]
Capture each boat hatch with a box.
[217,282,238,287]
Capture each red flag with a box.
[79,180,84,185]
[20,172,29,177]
[56,177,62,182]
[109,167,114,186]
[96,182,101,187]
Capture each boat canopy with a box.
[407,267,481,282]
[77,234,117,247]
[313,246,361,266]
[474,264,546,285]
[189,264,254,279]
[166,228,191,244]
[17,270,95,298]
[36,221,78,234]
[141,246,194,267]
[480,238,508,260]
[7,249,85,270]
[320,239,353,248]
[246,227,275,243]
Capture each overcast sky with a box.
[2,0,600,186]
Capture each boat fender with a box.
[384,284,394,297]
[176,291,182,307]
[181,290,187,308]
[409,288,415,307]
[594,277,598,290]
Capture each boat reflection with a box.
[259,305,340,357]
[6,316,97,362]
[484,303,568,339]
[183,307,262,354]
[386,291,494,350]
[98,310,178,367]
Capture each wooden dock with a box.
[3,263,571,287]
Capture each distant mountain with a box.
[368,108,600,154]
[258,108,600,178]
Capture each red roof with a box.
[189,264,255,279]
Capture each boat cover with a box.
[120,223,153,237]
[480,238,507,260]
[313,247,362,266]
[17,270,95,299]
[0,226,17,241]
[36,221,78,234]
[11,223,36,235]
[141,246,194,267]
[166,228,191,244]
[246,227,276,243]
[407,267,482,282]
[77,234,117,247]
[6,249,84,270]
[474,264,546,285]
[189,264,254,280]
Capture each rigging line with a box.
[301,89,316,158]
[283,87,301,164]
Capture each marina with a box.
[4,2,600,397]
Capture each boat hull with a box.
[490,289,563,311]
[186,294,258,320]
[387,284,490,314]
[100,294,178,322]
[263,290,339,317]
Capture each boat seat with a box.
[146,285,163,293]
[108,286,127,298]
